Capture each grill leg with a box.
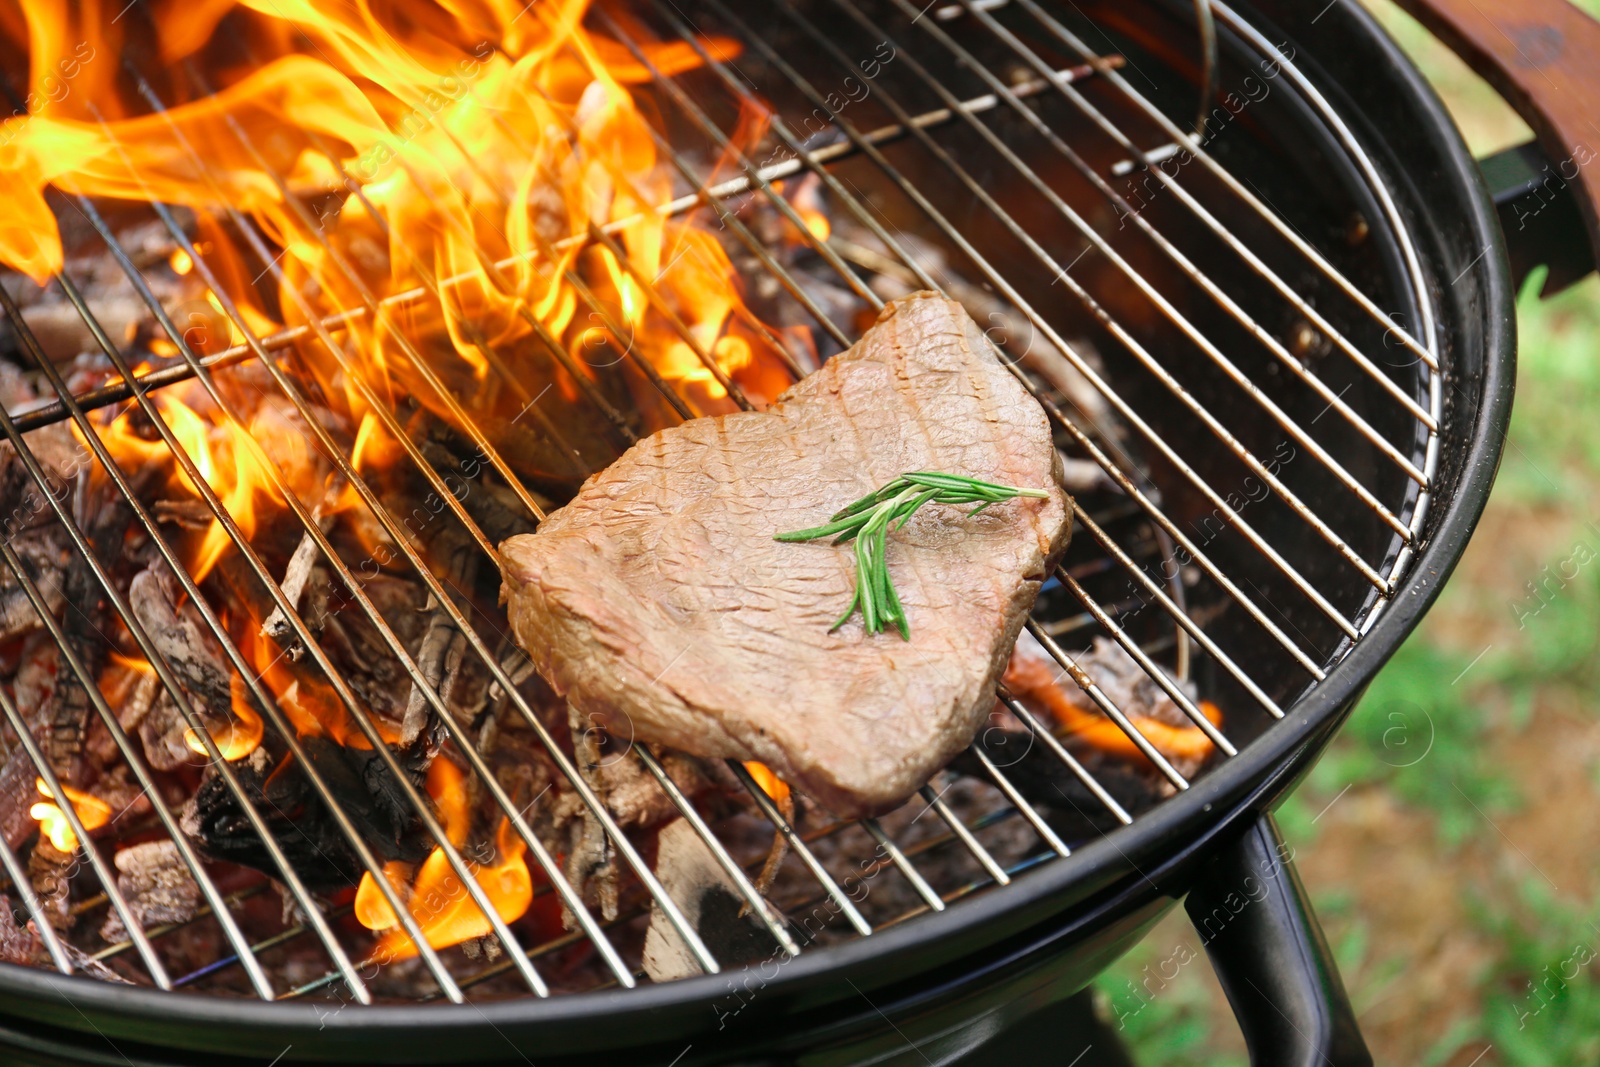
[1185,814,1371,1067]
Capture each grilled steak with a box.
[499,293,1072,817]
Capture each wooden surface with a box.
[1395,0,1600,269]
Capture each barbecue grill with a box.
[0,0,1584,1062]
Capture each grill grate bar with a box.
[962,0,1439,435]
[862,818,946,912]
[634,747,802,957]
[1024,621,1188,790]
[1018,0,1441,374]
[30,184,464,1000]
[729,760,873,936]
[1069,503,1285,718]
[705,0,1363,639]
[999,691,1135,825]
[879,0,1426,511]
[643,0,1254,771]
[126,69,703,984]
[0,763,75,976]
[1057,570,1237,754]
[0,536,280,998]
[967,745,1071,856]
[918,785,1012,885]
[801,0,1398,590]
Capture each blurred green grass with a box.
[1094,1,1600,1062]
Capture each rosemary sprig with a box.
[775,472,1048,639]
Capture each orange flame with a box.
[183,673,265,761]
[354,759,533,959]
[30,779,111,852]
[4,0,794,596]
[84,384,312,584]
[743,760,791,806]
[1004,654,1223,763]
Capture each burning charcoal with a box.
[27,840,74,933]
[46,481,138,786]
[128,565,232,724]
[185,733,436,890]
[151,499,216,530]
[437,627,490,729]
[99,841,200,945]
[184,747,365,890]
[314,573,431,736]
[0,899,42,966]
[101,669,159,762]
[413,414,569,517]
[0,214,200,367]
[484,720,555,814]
[0,529,69,642]
[594,749,715,832]
[138,692,196,773]
[0,901,127,981]
[0,636,59,849]
[560,706,619,924]
[1006,632,1221,784]
[0,759,38,855]
[260,478,342,645]
[402,603,454,747]
[642,818,784,983]
[62,942,135,984]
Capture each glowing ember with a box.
[30,779,111,853]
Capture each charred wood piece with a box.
[184,733,437,890]
[99,840,199,945]
[641,818,783,983]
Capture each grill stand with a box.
[1185,815,1369,1067]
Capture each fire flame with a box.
[1004,653,1223,763]
[743,760,790,806]
[83,384,297,583]
[30,778,111,852]
[1,0,801,949]
[0,0,790,428]
[354,757,533,959]
[182,673,265,761]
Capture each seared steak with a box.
[499,293,1071,817]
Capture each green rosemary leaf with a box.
[777,470,1048,639]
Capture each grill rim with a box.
[0,0,1514,1055]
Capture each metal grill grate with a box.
[0,0,1439,1004]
